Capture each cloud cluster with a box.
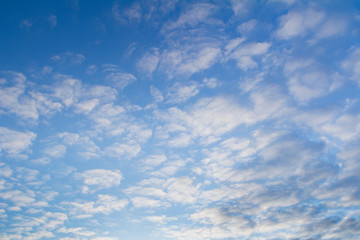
[1,0,360,239]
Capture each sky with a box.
[0,0,360,239]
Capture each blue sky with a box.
[1,0,360,239]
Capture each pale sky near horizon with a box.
[1,0,360,239]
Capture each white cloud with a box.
[151,158,189,177]
[142,154,167,168]
[52,77,82,108]
[0,163,12,178]
[78,169,122,189]
[58,227,96,237]
[226,40,271,71]
[166,82,199,103]
[237,19,257,33]
[150,86,164,102]
[75,98,99,114]
[178,47,221,76]
[0,127,36,156]
[137,49,160,75]
[0,190,35,207]
[288,71,341,104]
[144,215,174,224]
[166,177,199,204]
[202,77,219,88]
[220,137,250,151]
[63,194,128,216]
[231,0,251,16]
[163,3,214,31]
[159,47,221,78]
[31,157,51,165]
[155,96,247,146]
[321,114,360,141]
[105,142,141,159]
[0,72,38,121]
[315,18,347,40]
[167,133,192,147]
[124,185,167,199]
[113,1,142,24]
[342,46,360,86]
[16,167,39,182]
[43,144,66,158]
[276,9,325,39]
[124,3,142,23]
[51,52,85,65]
[89,103,125,130]
[131,196,164,208]
[57,132,80,146]
[285,59,344,104]
[106,72,137,90]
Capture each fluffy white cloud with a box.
[166,82,199,103]
[105,142,141,159]
[63,194,128,216]
[163,3,215,31]
[284,58,343,104]
[131,196,164,208]
[321,114,360,141]
[137,49,160,75]
[165,177,199,204]
[0,127,36,156]
[0,163,12,178]
[276,9,325,39]
[142,154,167,169]
[0,72,38,120]
[43,144,66,158]
[52,77,82,108]
[75,98,99,114]
[159,47,221,78]
[78,169,123,189]
[106,72,137,91]
[0,190,36,207]
[226,40,271,71]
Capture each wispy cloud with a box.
[51,52,86,65]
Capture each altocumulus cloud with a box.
[0,0,360,239]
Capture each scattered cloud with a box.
[63,194,128,216]
[166,82,199,103]
[106,72,137,90]
[162,3,215,32]
[1,1,360,239]
[51,52,86,65]
[226,39,271,71]
[276,8,325,39]
[284,58,344,104]
[137,48,160,76]
[342,46,360,86]
[77,169,123,190]
[150,85,164,103]
[0,127,36,157]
